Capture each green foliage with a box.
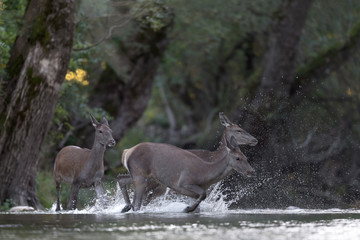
[0,198,15,211]
[153,0,281,126]
[36,171,57,209]
[0,0,26,80]
[162,0,276,78]
[298,0,360,61]
[46,80,111,153]
[119,128,151,151]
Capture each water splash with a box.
[65,181,257,214]
[47,178,281,214]
[21,179,360,215]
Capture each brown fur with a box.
[118,112,257,213]
[53,114,115,211]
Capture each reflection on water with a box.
[1,186,360,240]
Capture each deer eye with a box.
[99,130,103,133]
[236,157,240,161]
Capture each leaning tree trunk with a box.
[0,0,76,209]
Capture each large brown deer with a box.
[53,113,115,211]
[118,112,258,205]
[118,112,257,213]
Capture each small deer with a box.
[118,112,257,213]
[118,112,258,205]
[53,113,115,211]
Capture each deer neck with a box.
[203,136,233,184]
[89,140,106,167]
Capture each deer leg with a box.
[117,174,134,213]
[181,184,206,213]
[66,183,80,210]
[132,177,147,211]
[143,184,167,206]
[94,180,106,208]
[55,182,61,211]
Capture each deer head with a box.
[219,112,258,147]
[226,136,255,177]
[90,113,116,147]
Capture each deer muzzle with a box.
[108,139,116,147]
[249,138,258,146]
[246,169,256,177]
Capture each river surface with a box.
[1,187,360,240]
[1,206,360,240]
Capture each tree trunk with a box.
[87,14,174,142]
[249,0,313,116]
[0,0,76,209]
[227,0,313,208]
[237,0,313,171]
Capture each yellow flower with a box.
[73,68,86,82]
[1,63,6,68]
[101,61,106,70]
[76,68,86,77]
[75,75,82,82]
[65,71,75,81]
[65,68,89,85]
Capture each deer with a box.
[118,112,258,205]
[118,112,257,213]
[53,113,116,211]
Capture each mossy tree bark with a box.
[0,0,76,209]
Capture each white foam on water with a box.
[50,182,236,215]
[88,180,259,214]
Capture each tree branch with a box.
[73,20,131,51]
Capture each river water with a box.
[1,208,360,240]
[1,188,360,240]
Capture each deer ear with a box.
[219,112,232,128]
[226,136,238,150]
[89,113,99,128]
[101,116,109,126]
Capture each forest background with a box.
[0,0,360,210]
